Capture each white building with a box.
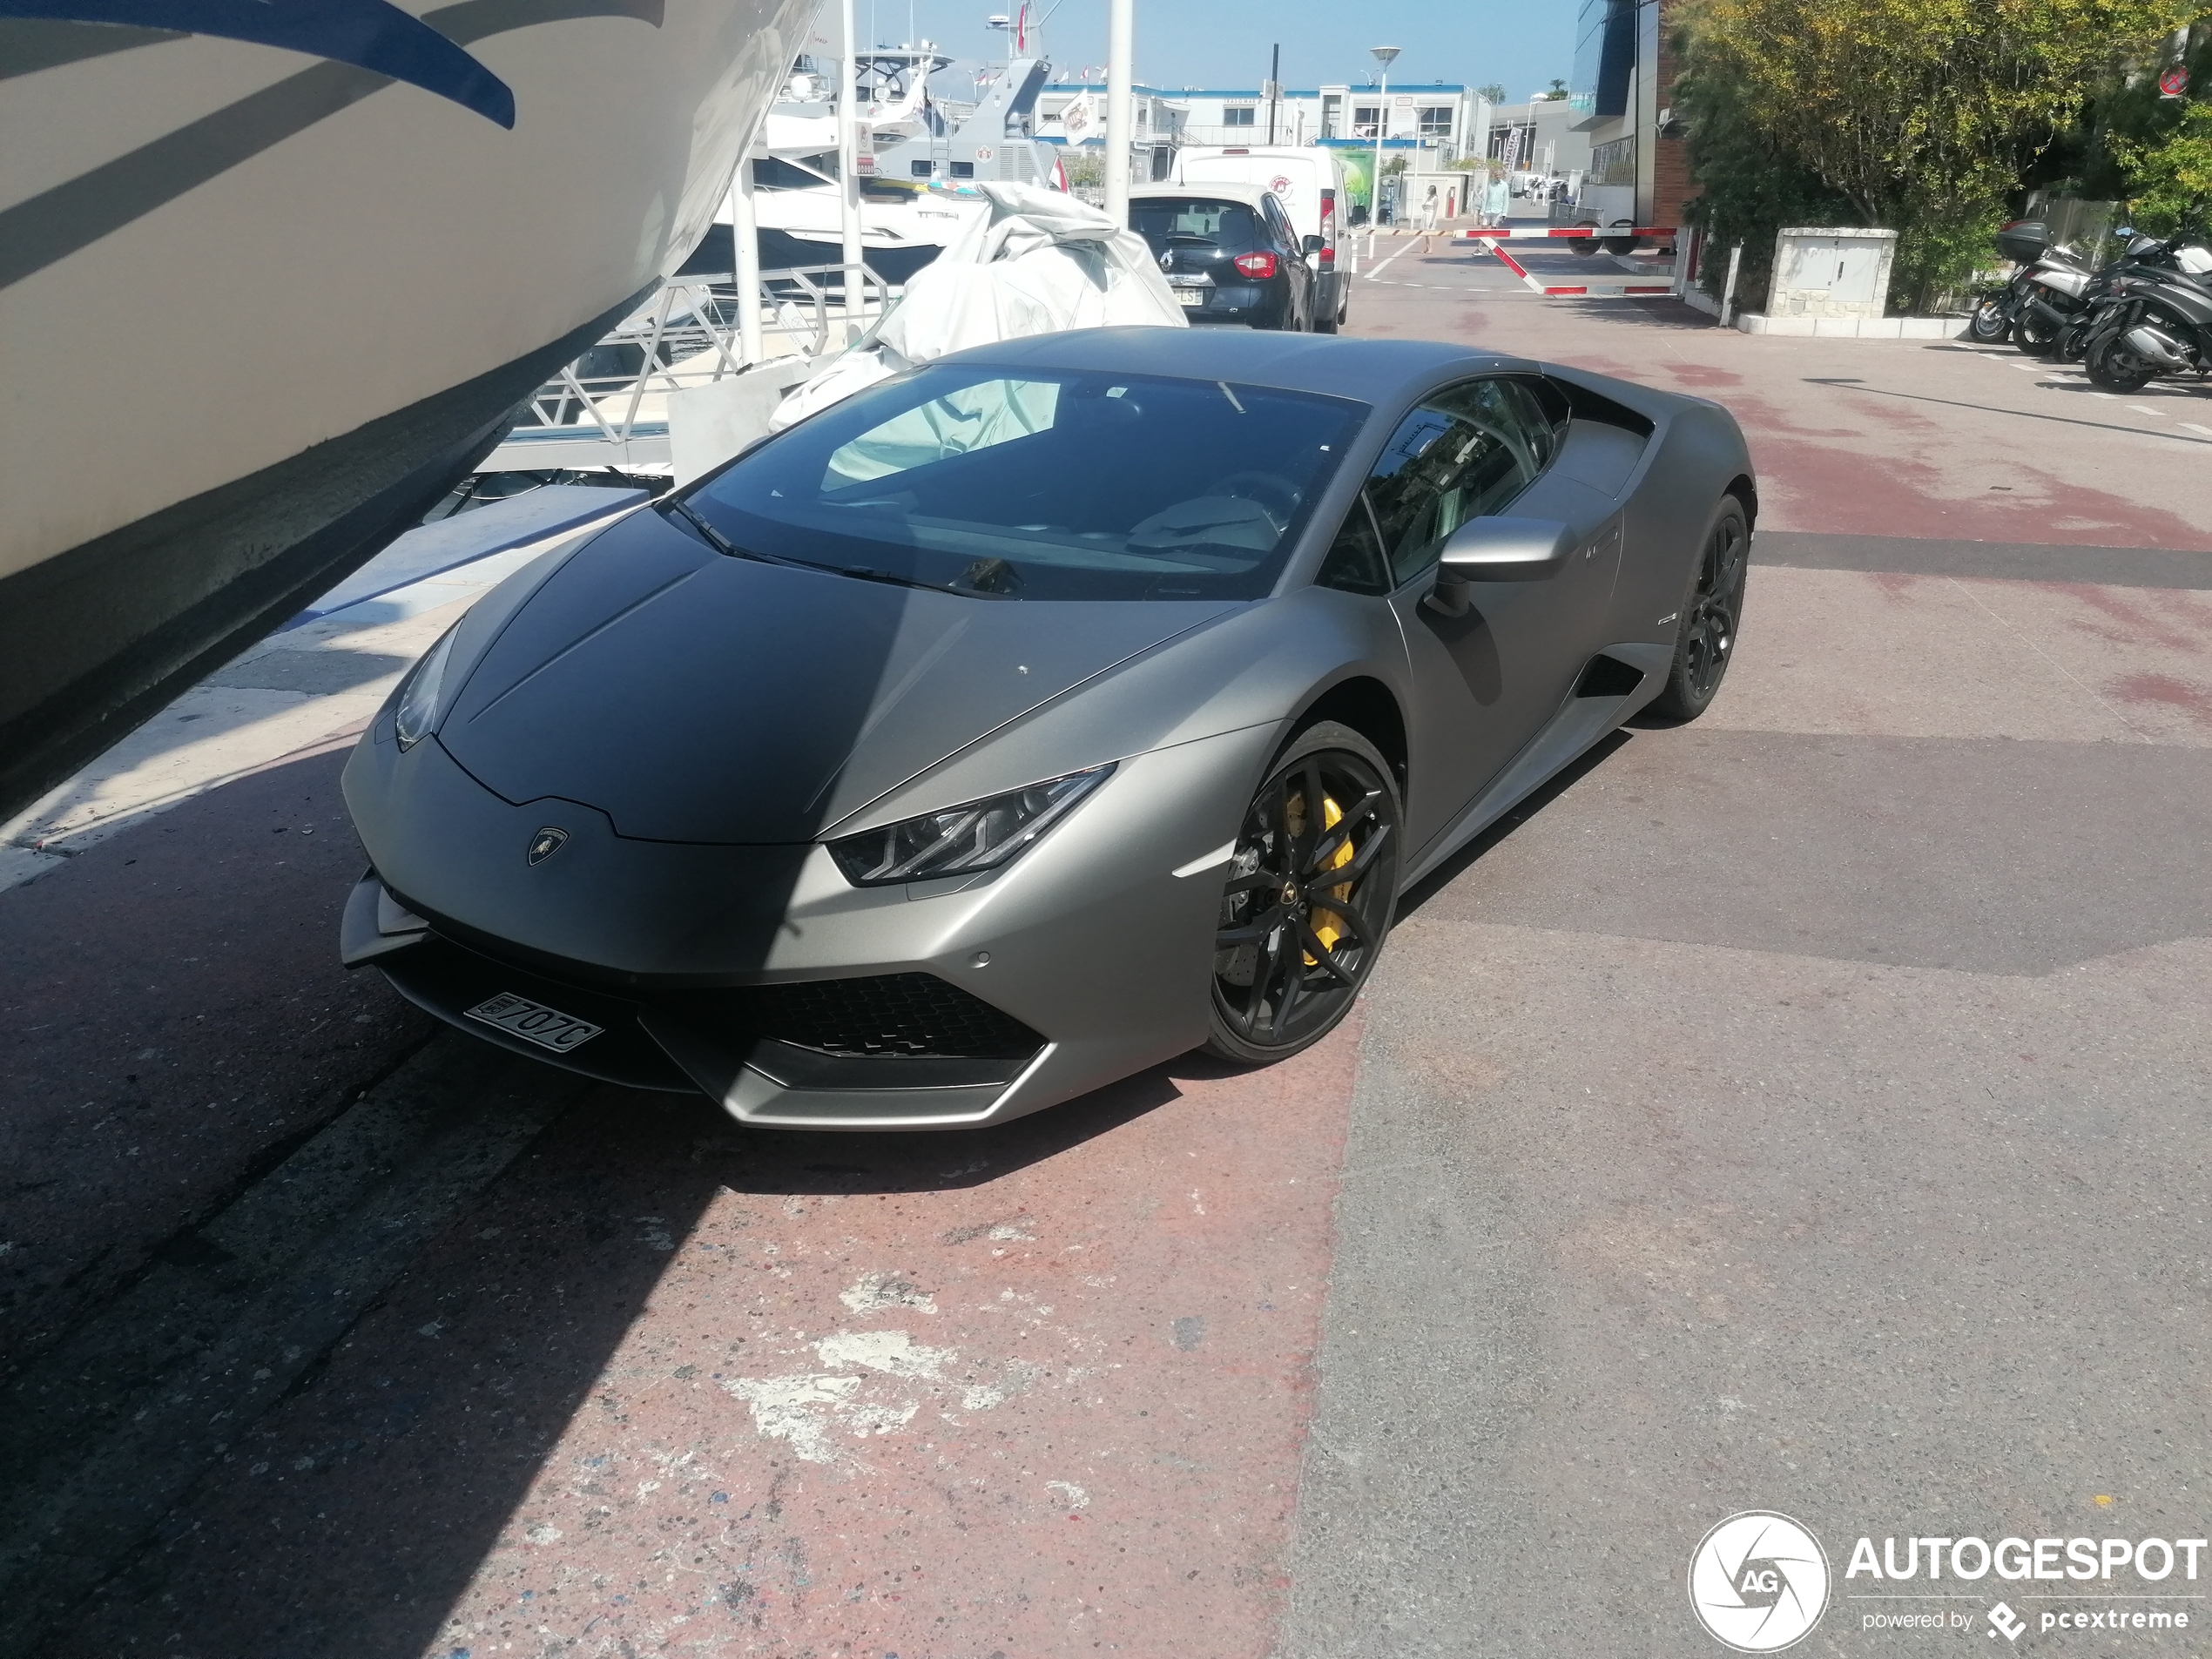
[1038,79,1485,170]
[1482,98,1594,184]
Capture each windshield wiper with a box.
[661,499,851,578]
[661,500,1008,597]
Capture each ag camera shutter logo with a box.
[1689,1512,1831,1651]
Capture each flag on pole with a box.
[1060,90,1101,146]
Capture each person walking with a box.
[1420,182,1440,233]
[1482,168,1508,228]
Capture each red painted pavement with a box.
[56,1023,1362,1657]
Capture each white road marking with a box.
[1369,239,1420,276]
[2126,403,2162,415]
[2181,422,2212,438]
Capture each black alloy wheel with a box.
[1204,724,1401,1064]
[1968,295,2012,343]
[1650,496,1750,721]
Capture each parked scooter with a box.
[2048,229,2212,363]
[1968,221,2084,343]
[2080,246,2212,390]
[1970,221,2096,349]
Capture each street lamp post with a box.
[1370,44,1398,233]
[838,0,863,327]
[1104,0,1133,226]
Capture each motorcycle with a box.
[1971,221,2100,350]
[2081,256,2212,391]
[1969,220,2080,343]
[2048,230,2212,363]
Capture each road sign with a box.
[2158,65,2189,98]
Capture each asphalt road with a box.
[1,238,2207,1658]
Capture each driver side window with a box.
[1362,378,1558,586]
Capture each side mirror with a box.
[1426,517,1575,615]
[1304,234,1325,254]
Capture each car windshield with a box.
[680,364,1365,600]
[1130,198,1261,255]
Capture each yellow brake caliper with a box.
[1305,794,1355,964]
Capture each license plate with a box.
[1177,289,1206,307]
[467,991,603,1052]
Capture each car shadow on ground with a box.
[1393,727,1635,923]
[8,739,1206,1659]
[51,1053,1204,1659]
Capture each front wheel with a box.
[1648,495,1750,723]
[1968,295,2012,343]
[1204,724,1402,1064]
[2015,307,2060,354]
[2086,327,2159,390]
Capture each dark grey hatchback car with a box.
[1130,183,1317,331]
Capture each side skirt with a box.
[1399,642,1670,892]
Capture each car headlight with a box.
[393,624,461,750]
[828,764,1115,887]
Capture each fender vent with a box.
[1575,654,1647,698]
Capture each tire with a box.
[2086,327,2158,391]
[1648,496,1750,723]
[1203,723,1403,1065]
[1569,219,1602,257]
[1968,296,2012,343]
[2014,307,2060,354]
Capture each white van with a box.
[1171,146,1350,330]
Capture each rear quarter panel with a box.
[1542,366,1755,648]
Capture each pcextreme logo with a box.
[1689,1512,1832,1652]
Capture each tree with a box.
[1476,82,1508,103]
[1678,0,2197,308]
[1535,78,1571,101]
[2113,98,2212,228]
[1676,51,1861,302]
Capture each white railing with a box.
[481,264,894,473]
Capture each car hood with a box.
[436,508,1238,844]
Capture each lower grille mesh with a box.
[671,973,1042,1061]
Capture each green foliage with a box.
[1536,78,1571,100]
[1476,82,1508,103]
[2113,98,2212,229]
[1678,0,2197,309]
[1061,149,1105,189]
[1677,53,1861,302]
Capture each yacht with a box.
[698,47,1064,287]
[0,0,818,816]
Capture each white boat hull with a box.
[0,0,816,812]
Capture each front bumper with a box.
[341,725,1274,1129]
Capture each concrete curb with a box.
[1735,312,1962,339]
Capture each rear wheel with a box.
[1649,496,1750,723]
[1204,724,1401,1064]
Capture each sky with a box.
[852,0,1577,100]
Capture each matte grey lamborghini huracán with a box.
[342,329,1755,1129]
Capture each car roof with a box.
[932,327,1536,403]
[1128,182,1276,207]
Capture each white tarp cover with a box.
[770,181,1186,429]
